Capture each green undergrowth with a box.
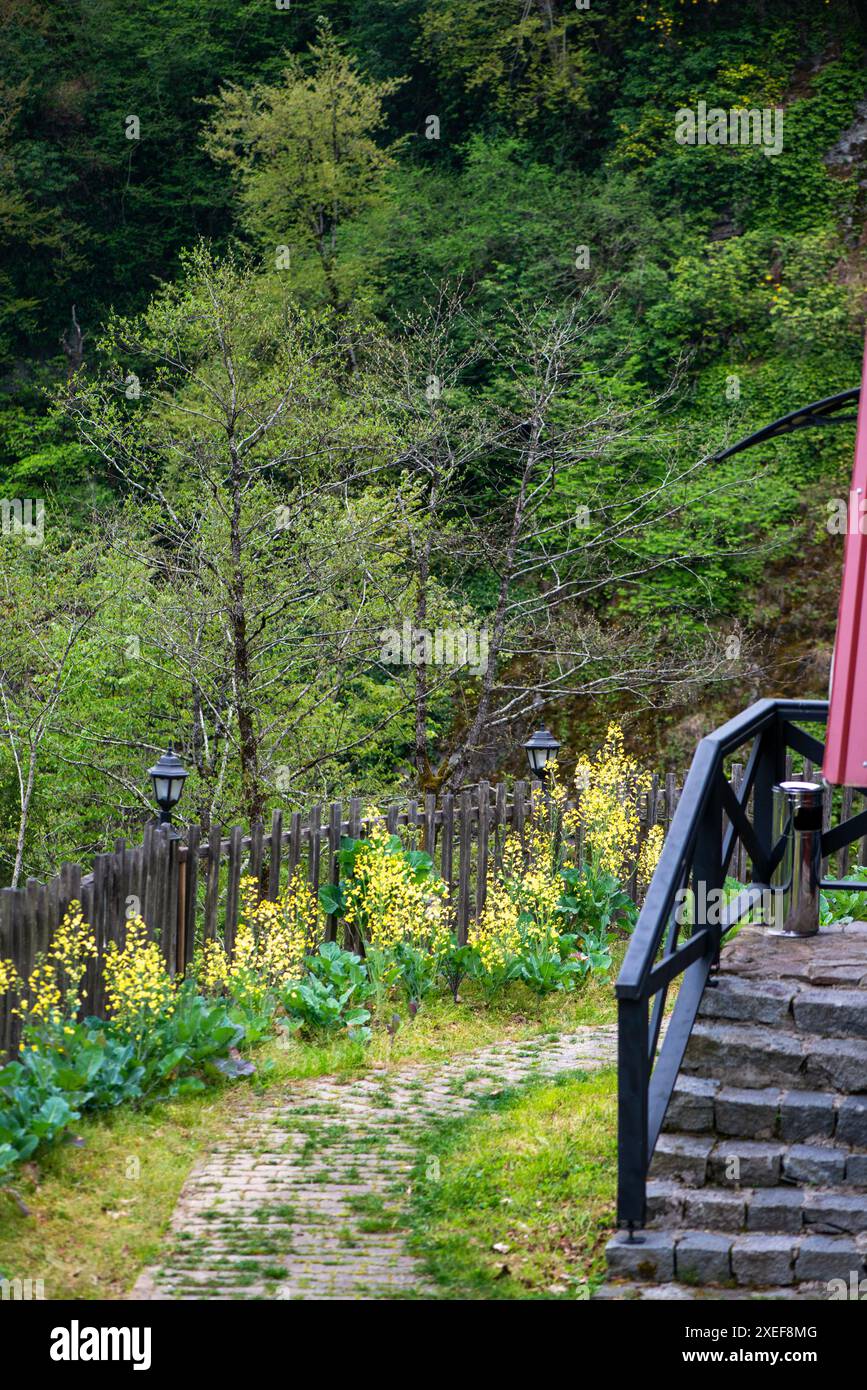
[0,970,620,1300]
[405,1068,618,1300]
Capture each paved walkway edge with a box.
[131,1026,617,1301]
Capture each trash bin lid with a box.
[774,781,824,808]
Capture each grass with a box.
[0,964,622,1300]
[406,1068,618,1300]
[0,1089,236,1299]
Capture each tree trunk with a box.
[228,442,264,823]
[414,532,431,781]
[442,414,543,789]
[11,744,37,889]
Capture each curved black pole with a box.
[712,386,860,463]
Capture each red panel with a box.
[823,340,867,786]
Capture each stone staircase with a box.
[602,921,867,1299]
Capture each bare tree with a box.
[0,543,108,885]
[371,295,761,791]
[61,304,84,380]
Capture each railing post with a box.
[617,994,649,1232]
[693,764,724,964]
[752,716,785,882]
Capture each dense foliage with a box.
[1,1,866,880]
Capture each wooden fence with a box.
[1,757,865,1054]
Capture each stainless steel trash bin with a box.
[770,781,823,936]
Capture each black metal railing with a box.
[615,697,867,1233]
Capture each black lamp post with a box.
[147,744,189,829]
[522,727,561,779]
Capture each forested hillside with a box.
[2,0,866,883]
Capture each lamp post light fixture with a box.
[147,744,189,829]
[522,727,561,779]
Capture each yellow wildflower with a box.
[11,902,96,1031]
[104,917,176,1041]
[197,870,323,1003]
[342,818,451,954]
[573,723,652,881]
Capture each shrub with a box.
[197,870,322,1023]
[468,733,657,996]
[320,815,452,1011]
[103,916,177,1047]
[12,902,97,1039]
[0,903,255,1184]
[0,905,155,1179]
[305,940,371,999]
[573,723,661,885]
[278,943,372,1041]
[559,864,636,941]
[0,1062,79,1179]
[328,819,451,946]
[135,982,249,1091]
[468,766,580,998]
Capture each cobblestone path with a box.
[132,1026,616,1301]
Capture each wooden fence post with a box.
[441,793,454,896]
[182,825,200,971]
[325,801,342,942]
[476,781,490,921]
[225,825,243,953]
[249,822,264,900]
[268,809,283,900]
[493,782,507,872]
[424,793,436,858]
[286,810,300,877]
[203,824,222,942]
[457,789,472,943]
[308,804,322,901]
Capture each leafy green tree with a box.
[417,0,608,140]
[0,525,162,884]
[202,22,406,313]
[60,245,417,826]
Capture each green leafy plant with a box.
[559,864,637,938]
[394,939,441,1007]
[516,933,584,996]
[0,1063,79,1179]
[134,982,248,1094]
[306,941,372,1000]
[278,943,372,1041]
[439,939,476,1004]
[0,1018,149,1182]
[573,925,613,978]
[466,942,522,1003]
[359,943,404,1018]
[820,864,867,927]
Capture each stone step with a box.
[794,987,867,1039]
[615,926,867,1299]
[700,976,867,1039]
[594,1279,830,1301]
[681,1019,867,1093]
[664,1076,867,1144]
[699,976,794,1028]
[647,1179,867,1235]
[650,1131,867,1188]
[605,1227,867,1288]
